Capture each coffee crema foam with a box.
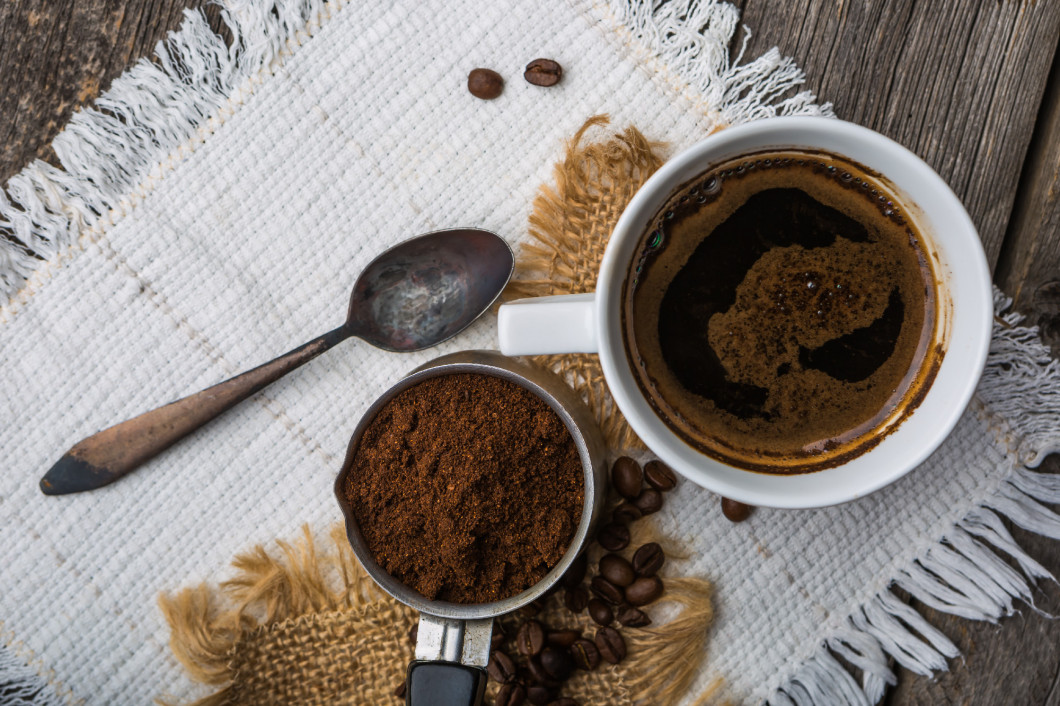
[622,150,942,474]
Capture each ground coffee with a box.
[344,372,584,604]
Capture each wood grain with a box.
[735,0,1060,269]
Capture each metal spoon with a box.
[40,228,514,496]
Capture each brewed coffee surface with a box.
[623,152,939,473]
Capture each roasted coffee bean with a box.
[540,646,574,681]
[407,622,418,645]
[519,597,547,617]
[625,575,664,606]
[571,638,601,670]
[612,502,643,525]
[597,522,630,552]
[524,58,563,87]
[526,684,555,705]
[616,605,652,628]
[631,542,665,577]
[560,552,587,588]
[492,631,506,651]
[644,460,677,491]
[563,585,589,612]
[633,488,663,515]
[547,629,581,648]
[488,650,518,683]
[393,680,406,699]
[594,626,627,664]
[587,598,613,626]
[590,576,624,604]
[467,68,504,99]
[516,620,546,656]
[599,553,635,586]
[722,497,753,522]
[497,681,527,706]
[611,456,644,499]
[527,657,561,688]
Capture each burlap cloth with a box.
[159,119,716,706]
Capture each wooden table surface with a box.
[2,0,1059,703]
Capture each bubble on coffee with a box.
[622,150,941,474]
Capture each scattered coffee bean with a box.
[547,629,581,648]
[519,597,547,617]
[526,684,555,705]
[612,502,642,525]
[571,638,601,670]
[644,460,677,491]
[599,553,635,587]
[524,58,563,87]
[590,576,624,604]
[563,585,589,613]
[560,553,587,588]
[496,680,527,706]
[625,575,664,606]
[597,522,630,552]
[721,497,753,522]
[393,680,406,699]
[587,598,614,626]
[516,620,546,657]
[595,626,627,664]
[631,542,665,577]
[616,605,652,628]
[407,622,418,645]
[611,456,644,499]
[527,656,561,688]
[488,650,518,683]
[467,68,503,100]
[633,488,663,515]
[540,646,575,681]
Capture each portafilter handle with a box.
[407,614,493,706]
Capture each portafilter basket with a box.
[333,350,608,706]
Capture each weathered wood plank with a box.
[995,55,1060,358]
[735,0,1060,269]
[0,0,226,187]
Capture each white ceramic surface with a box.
[499,117,993,508]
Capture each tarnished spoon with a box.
[40,228,514,495]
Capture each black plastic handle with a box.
[406,660,486,706]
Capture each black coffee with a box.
[622,150,941,474]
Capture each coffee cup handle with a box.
[498,294,598,355]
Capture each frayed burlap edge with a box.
[504,114,666,450]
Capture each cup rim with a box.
[596,116,993,509]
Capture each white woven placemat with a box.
[1,1,1058,704]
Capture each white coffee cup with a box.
[498,117,993,509]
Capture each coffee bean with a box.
[547,629,580,648]
[519,597,547,617]
[563,585,589,612]
[488,650,518,683]
[527,657,560,688]
[616,605,652,628]
[644,460,677,491]
[497,681,527,706]
[393,680,406,699]
[612,502,642,525]
[633,488,663,515]
[625,575,664,606]
[540,646,574,681]
[407,622,418,645]
[631,542,665,577]
[599,553,635,586]
[516,620,546,657]
[594,626,627,664]
[467,68,503,100]
[526,684,555,705]
[571,638,601,670]
[722,497,753,522]
[597,522,630,551]
[524,58,563,87]
[611,456,644,499]
[590,576,624,604]
[587,598,613,626]
[560,552,587,588]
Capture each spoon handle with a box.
[40,325,352,495]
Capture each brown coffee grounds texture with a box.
[345,373,584,604]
